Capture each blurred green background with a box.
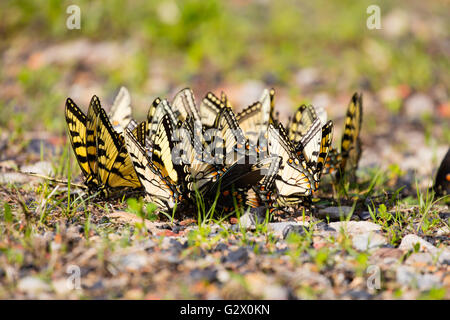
[0,0,448,141]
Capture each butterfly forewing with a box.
[339,92,363,177]
[199,92,224,128]
[149,114,180,184]
[95,100,141,189]
[65,98,91,178]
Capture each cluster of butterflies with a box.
[65,87,363,214]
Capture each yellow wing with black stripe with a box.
[149,114,180,184]
[124,127,181,210]
[338,92,363,179]
[94,97,141,189]
[65,98,91,179]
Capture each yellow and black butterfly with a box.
[124,117,182,210]
[338,93,363,179]
[65,96,141,197]
[288,104,334,190]
[267,122,313,207]
[323,93,363,181]
[174,116,222,197]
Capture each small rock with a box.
[124,288,144,299]
[214,242,228,252]
[435,227,449,237]
[21,161,54,176]
[329,221,382,235]
[315,222,337,232]
[190,268,218,283]
[317,206,354,220]
[18,277,51,295]
[396,266,442,291]
[370,248,404,265]
[282,224,309,239]
[352,233,387,251]
[399,234,437,253]
[417,274,441,291]
[236,208,270,230]
[406,252,433,266]
[396,266,417,287]
[263,285,288,300]
[358,211,373,220]
[52,278,79,296]
[0,172,30,184]
[404,93,434,120]
[226,247,249,264]
[217,269,230,283]
[344,290,373,300]
[116,253,148,272]
[269,222,308,238]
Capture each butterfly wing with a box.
[172,88,201,123]
[86,96,101,175]
[124,128,180,210]
[175,117,221,196]
[147,99,178,143]
[339,92,363,178]
[109,87,132,134]
[313,120,334,188]
[433,148,450,197]
[267,123,313,206]
[288,104,318,145]
[149,114,180,185]
[237,88,273,147]
[65,98,91,178]
[94,99,141,189]
[199,92,224,128]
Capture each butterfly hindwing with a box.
[124,128,180,210]
[267,123,313,206]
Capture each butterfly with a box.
[267,122,313,207]
[433,148,450,197]
[288,104,334,189]
[124,121,182,210]
[322,93,363,180]
[65,96,141,197]
[338,92,363,180]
